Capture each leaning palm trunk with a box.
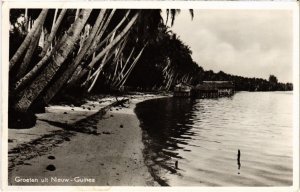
[87,71,101,93]
[40,9,67,57]
[14,22,76,93]
[81,35,127,87]
[13,32,68,93]
[51,9,58,30]
[110,34,129,80]
[82,10,130,67]
[69,10,131,84]
[15,26,43,79]
[9,9,48,70]
[85,30,116,92]
[113,59,120,80]
[112,47,135,85]
[84,31,116,86]
[84,9,116,60]
[168,73,178,90]
[166,75,173,90]
[14,9,92,112]
[165,69,175,90]
[81,45,117,87]
[75,9,80,20]
[95,9,116,43]
[78,24,91,53]
[68,9,115,81]
[162,67,173,86]
[86,52,95,81]
[15,10,48,79]
[69,13,139,86]
[87,50,111,93]
[114,44,147,88]
[67,9,107,83]
[13,49,53,92]
[24,9,28,32]
[27,17,32,32]
[41,10,106,104]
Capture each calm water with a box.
[135,91,293,186]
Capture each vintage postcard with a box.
[1,1,299,191]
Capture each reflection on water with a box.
[135,92,293,186]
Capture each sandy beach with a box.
[8,94,167,186]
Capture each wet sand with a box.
[8,94,166,186]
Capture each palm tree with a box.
[67,12,139,86]
[15,25,42,79]
[10,8,196,117]
[9,9,48,70]
[165,9,193,26]
[42,10,118,103]
[40,9,67,57]
[114,43,148,89]
[14,9,92,112]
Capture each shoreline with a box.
[8,93,170,186]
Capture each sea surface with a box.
[135,91,293,186]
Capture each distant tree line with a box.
[192,70,293,91]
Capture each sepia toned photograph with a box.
[2,1,299,190]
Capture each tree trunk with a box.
[110,35,129,82]
[96,9,116,40]
[85,9,116,59]
[69,13,139,86]
[67,9,107,82]
[113,59,120,79]
[75,9,80,20]
[14,17,77,93]
[15,25,43,80]
[115,44,147,88]
[13,49,52,92]
[27,17,31,32]
[40,9,67,57]
[38,27,45,48]
[15,10,48,79]
[83,10,130,64]
[87,50,111,92]
[41,10,106,104]
[51,9,58,31]
[9,9,48,70]
[120,47,135,75]
[165,69,175,90]
[14,9,92,112]
[85,28,117,92]
[86,52,95,81]
[112,47,135,85]
[81,43,118,87]
[169,73,178,90]
[24,9,28,32]
[89,30,116,80]
[78,24,90,53]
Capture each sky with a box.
[167,9,293,83]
